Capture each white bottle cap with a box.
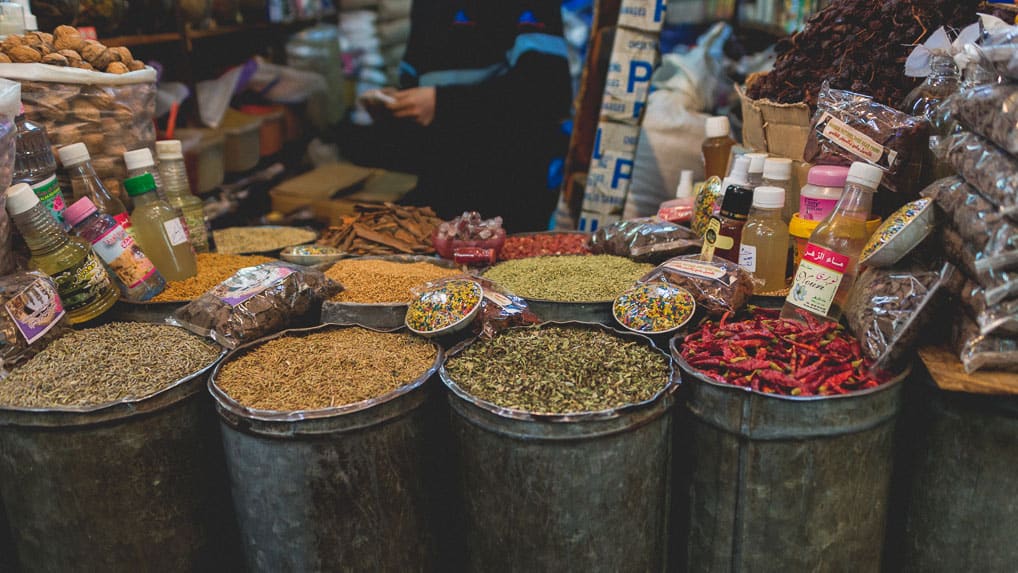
[752,186,785,208]
[5,182,38,215]
[726,155,751,187]
[155,140,183,160]
[57,142,90,167]
[763,157,792,181]
[705,116,730,139]
[676,170,694,199]
[846,162,884,190]
[123,148,156,171]
[746,152,768,174]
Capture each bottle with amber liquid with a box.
[702,116,735,180]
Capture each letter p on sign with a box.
[628,60,653,93]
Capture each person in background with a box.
[368,1,572,233]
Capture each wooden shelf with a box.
[918,346,1018,396]
[100,16,336,50]
[102,32,181,48]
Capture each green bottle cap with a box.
[124,173,156,197]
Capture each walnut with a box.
[71,61,94,71]
[79,86,115,107]
[36,43,52,56]
[41,53,68,67]
[22,32,43,47]
[80,40,104,63]
[127,59,145,71]
[72,99,102,123]
[113,47,132,62]
[8,46,41,63]
[1,35,22,53]
[105,61,128,74]
[82,132,104,150]
[38,33,53,46]
[54,32,85,53]
[0,54,10,64]
[57,49,82,63]
[88,49,115,70]
[53,25,78,38]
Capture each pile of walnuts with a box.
[0,26,145,74]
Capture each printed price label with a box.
[163,218,190,246]
[739,244,757,273]
[785,243,850,316]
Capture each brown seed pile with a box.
[325,259,460,303]
[216,328,437,411]
[0,323,220,409]
[152,253,275,302]
[213,227,317,255]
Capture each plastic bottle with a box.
[740,186,790,294]
[701,185,753,264]
[64,196,166,302]
[125,173,197,281]
[761,157,794,222]
[123,147,167,201]
[156,140,210,253]
[782,162,882,323]
[799,165,849,222]
[658,169,695,224]
[745,153,768,188]
[5,183,117,324]
[702,116,735,180]
[721,155,751,195]
[57,143,132,233]
[13,109,66,225]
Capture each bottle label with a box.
[700,216,734,262]
[739,244,757,272]
[30,176,66,223]
[800,196,839,221]
[786,243,849,317]
[113,212,133,235]
[90,222,158,288]
[163,218,190,246]
[211,265,294,307]
[4,277,65,344]
[50,251,113,312]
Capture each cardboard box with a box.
[578,211,621,233]
[601,28,659,125]
[269,163,417,216]
[618,0,667,32]
[582,122,641,215]
[737,74,813,162]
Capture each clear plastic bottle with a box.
[740,186,790,293]
[156,140,210,253]
[904,54,960,122]
[745,153,768,188]
[761,157,794,222]
[13,109,66,225]
[657,169,694,224]
[57,143,133,234]
[123,147,167,202]
[702,116,735,180]
[782,163,883,322]
[5,183,117,324]
[125,173,197,281]
[64,196,166,302]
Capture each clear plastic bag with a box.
[845,263,953,372]
[804,84,929,196]
[0,271,70,376]
[959,279,1018,337]
[0,79,19,275]
[409,275,539,339]
[953,312,1018,374]
[949,83,1018,155]
[921,176,1018,273]
[940,225,1018,306]
[974,25,1018,81]
[637,255,753,317]
[589,217,702,264]
[941,131,1018,219]
[169,262,342,348]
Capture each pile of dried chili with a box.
[499,233,591,260]
[678,307,889,397]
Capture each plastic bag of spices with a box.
[845,263,954,371]
[940,225,1018,306]
[589,217,702,264]
[953,313,1018,374]
[409,275,539,339]
[638,255,754,317]
[940,131,1018,219]
[921,176,1018,273]
[959,278,1018,337]
[948,83,1018,155]
[0,271,70,376]
[169,262,342,348]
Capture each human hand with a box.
[359,88,398,121]
[389,87,436,127]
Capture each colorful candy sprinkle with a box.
[613,282,697,334]
[406,279,484,334]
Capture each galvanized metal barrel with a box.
[901,379,1018,572]
[0,355,234,572]
[672,340,908,573]
[209,325,444,572]
[441,323,678,572]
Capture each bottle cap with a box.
[720,186,754,219]
[155,140,183,160]
[807,165,850,188]
[705,116,730,139]
[124,173,157,197]
[726,155,750,187]
[63,196,98,227]
[57,142,91,167]
[763,157,792,181]
[676,170,694,199]
[746,153,768,174]
[5,182,38,215]
[752,186,785,209]
[846,162,884,190]
[123,148,156,171]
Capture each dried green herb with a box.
[483,255,652,302]
[445,325,670,414]
[0,323,220,409]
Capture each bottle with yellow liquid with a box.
[155,140,210,253]
[5,183,117,324]
[124,174,197,281]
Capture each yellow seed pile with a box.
[152,253,275,302]
[325,259,460,303]
[213,226,317,255]
[215,328,437,411]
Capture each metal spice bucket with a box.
[208,325,444,572]
[671,340,909,573]
[441,322,679,572]
[900,378,1018,572]
[0,353,235,572]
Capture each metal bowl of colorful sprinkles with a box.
[406,279,484,337]
[613,282,697,335]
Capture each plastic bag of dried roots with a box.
[952,313,1018,374]
[639,255,754,317]
[589,217,702,264]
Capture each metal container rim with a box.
[440,321,679,423]
[209,323,443,423]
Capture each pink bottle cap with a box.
[807,165,850,188]
[64,196,98,227]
